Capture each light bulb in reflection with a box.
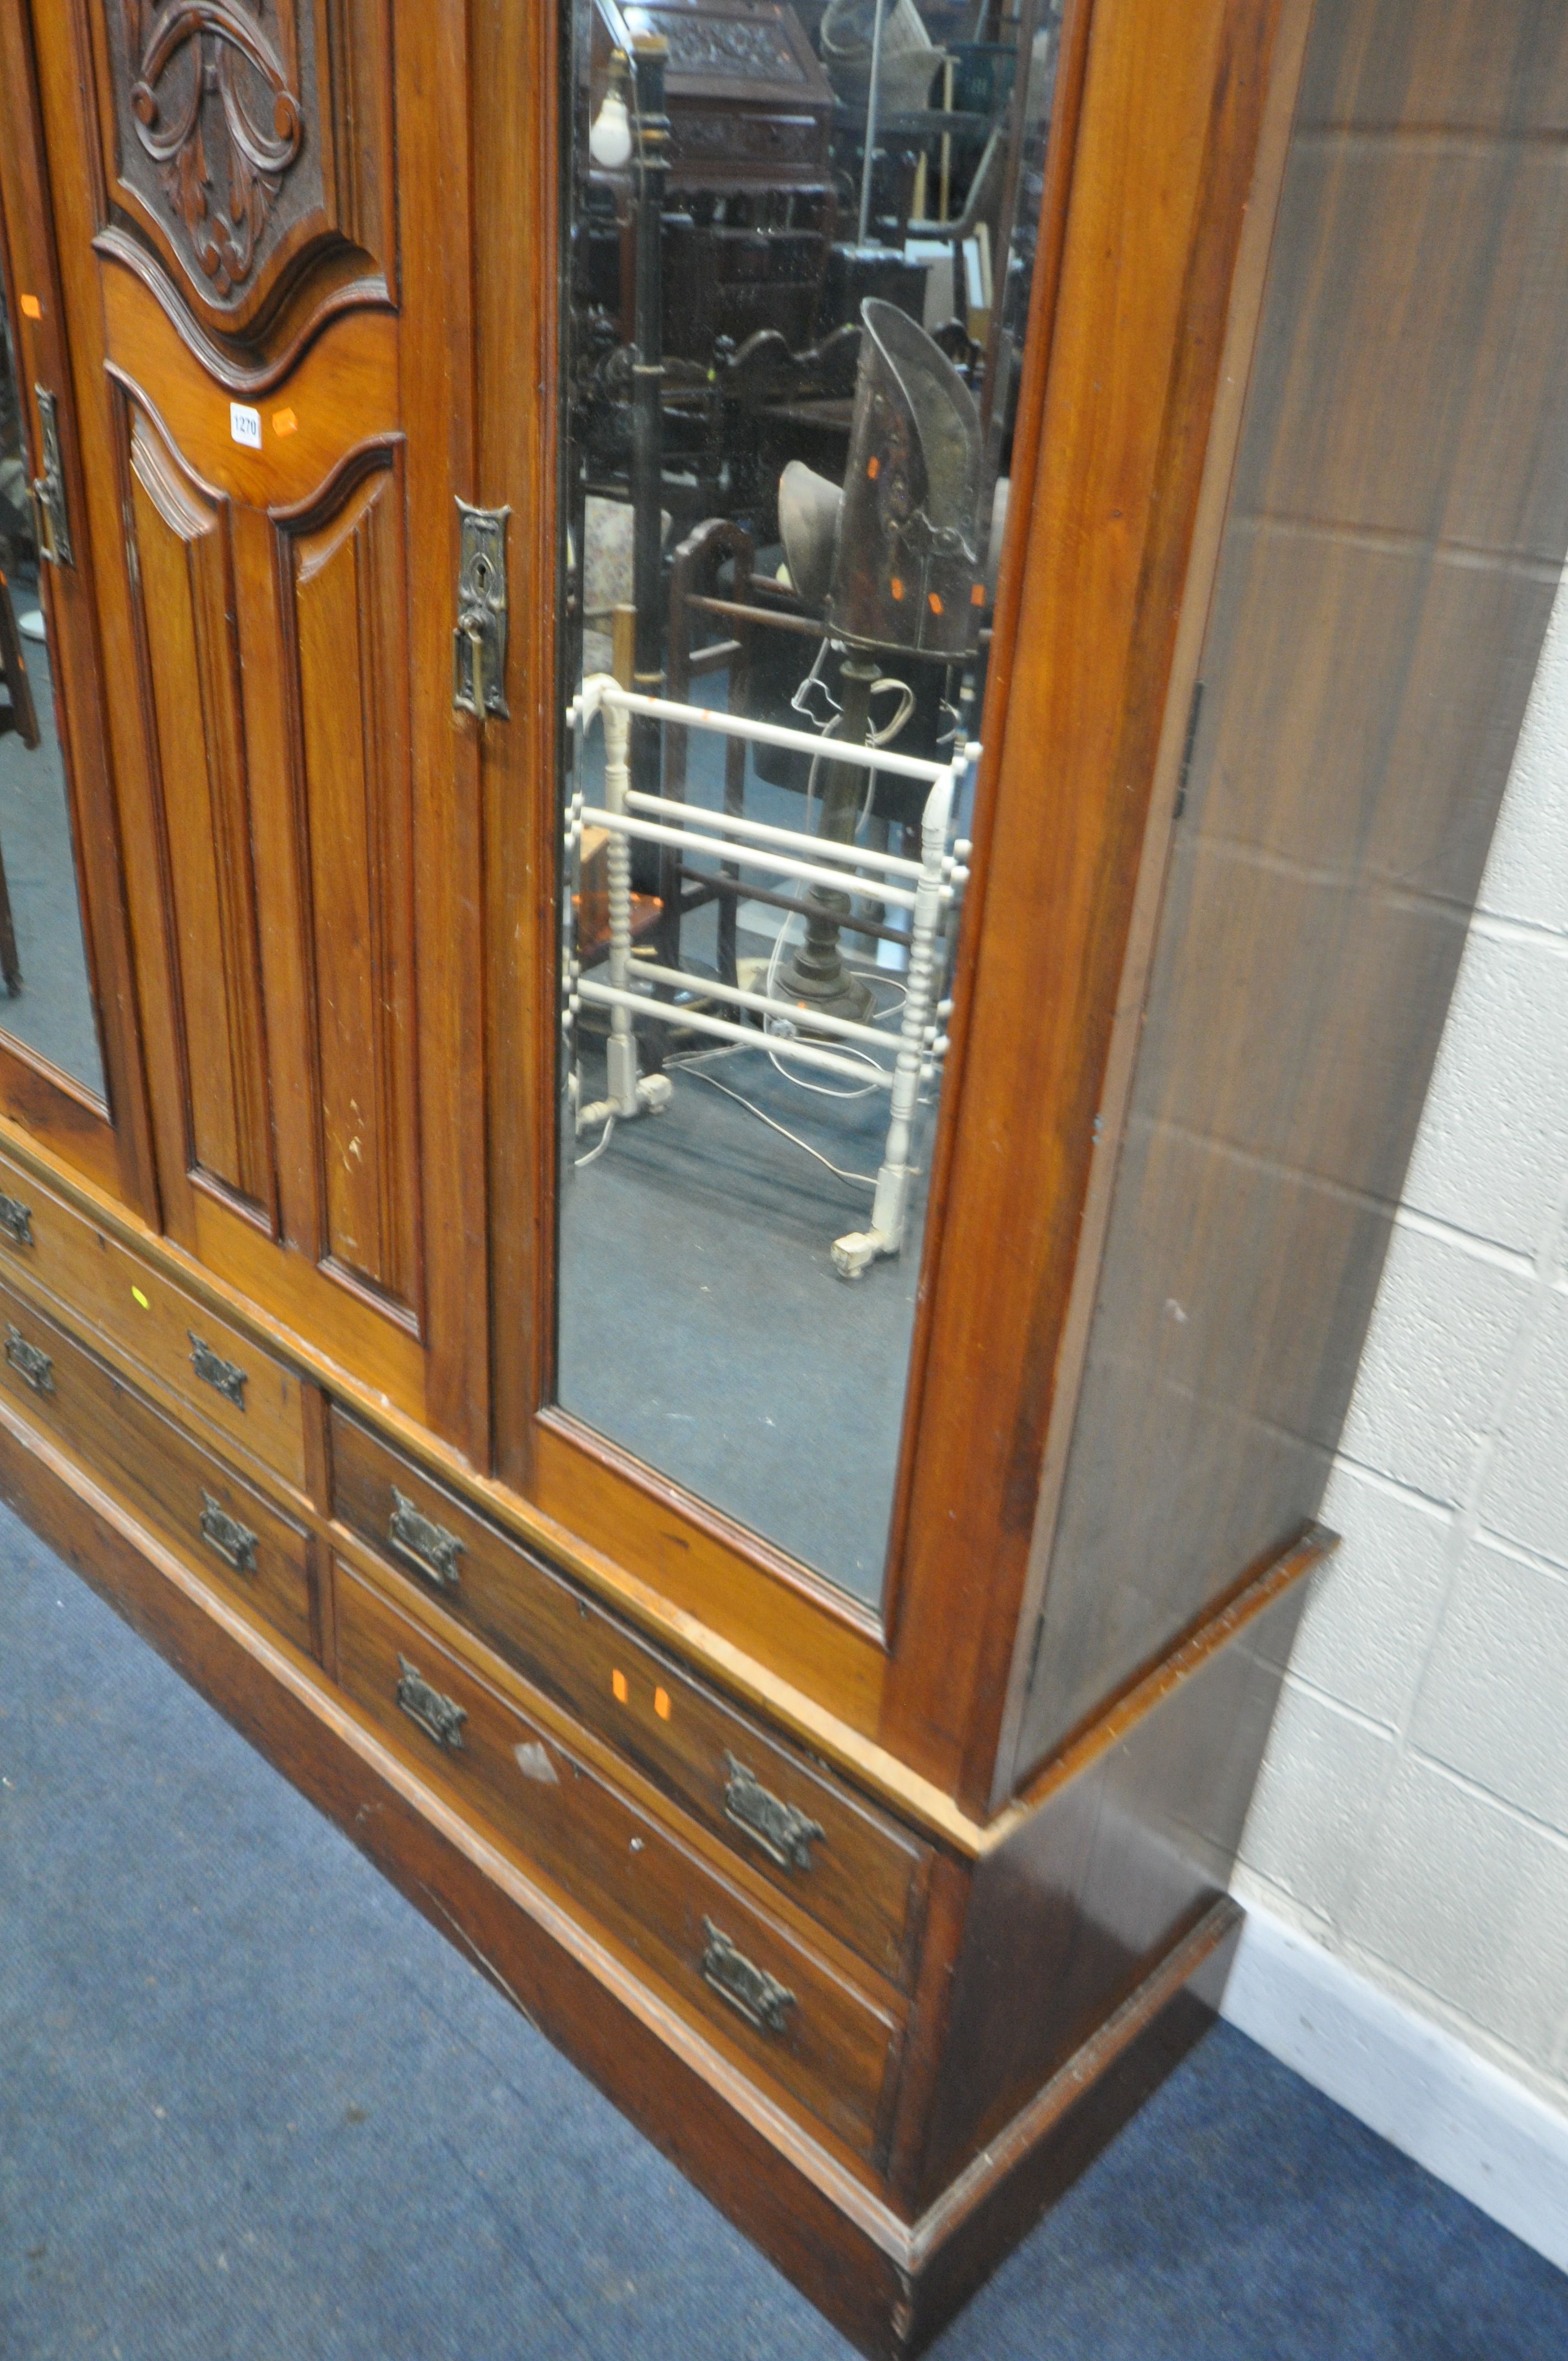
[589,89,632,168]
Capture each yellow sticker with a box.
[19,294,42,320]
[131,1286,150,1309]
[611,1668,629,1704]
[272,406,298,438]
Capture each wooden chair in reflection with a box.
[0,546,37,996]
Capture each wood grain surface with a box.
[335,1556,906,2170]
[332,1404,933,1989]
[13,0,488,1447]
[1014,0,1568,1776]
[0,1382,1243,2357]
[0,0,1525,2342]
[0,1271,315,1655]
[0,1133,308,1490]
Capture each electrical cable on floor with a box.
[574,1112,617,1168]
[665,1047,876,1188]
[574,923,917,1180]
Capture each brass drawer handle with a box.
[395,1653,467,1750]
[722,1753,823,1873]
[699,1918,795,2037]
[199,1492,258,1575]
[4,1325,52,1394]
[0,1191,34,1248]
[188,1331,247,1411]
[388,1487,463,1591]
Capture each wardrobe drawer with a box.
[330,1407,929,1988]
[0,1279,313,1656]
[0,1144,307,1492]
[335,1562,900,2162]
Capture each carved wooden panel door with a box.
[23,3,487,1447]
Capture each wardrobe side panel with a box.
[923,1569,1309,2201]
[1017,0,1568,1770]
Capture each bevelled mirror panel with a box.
[0,284,107,1101]
[553,0,1063,1604]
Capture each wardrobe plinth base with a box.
[0,1397,1242,2359]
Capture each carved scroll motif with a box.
[121,1,305,298]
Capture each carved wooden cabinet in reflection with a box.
[589,0,838,360]
[2,0,1564,2351]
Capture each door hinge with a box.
[30,386,74,569]
[453,500,510,722]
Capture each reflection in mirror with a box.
[0,281,106,1100]
[554,0,1063,1604]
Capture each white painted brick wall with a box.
[1235,576,1568,2117]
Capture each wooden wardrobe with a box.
[1,0,1564,2348]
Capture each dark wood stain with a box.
[335,1557,905,2170]
[1015,0,1568,1772]
[929,1561,1310,2196]
[332,1403,933,1992]
[0,1270,313,1655]
[1,0,1559,2350]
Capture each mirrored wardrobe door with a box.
[0,9,154,1209]
[509,0,1068,1634]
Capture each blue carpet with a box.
[2,1497,1565,2360]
